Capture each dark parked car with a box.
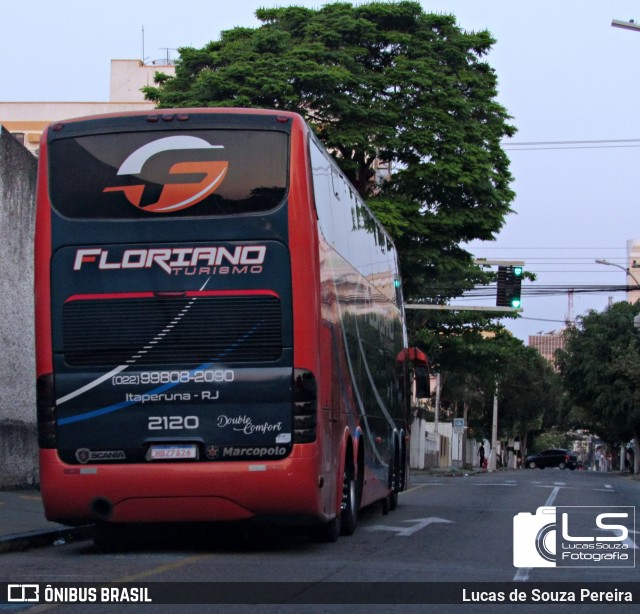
[525,448,578,470]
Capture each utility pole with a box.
[434,373,441,467]
[489,382,498,472]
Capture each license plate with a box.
[148,444,198,460]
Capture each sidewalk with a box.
[0,489,93,553]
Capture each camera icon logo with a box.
[513,505,634,568]
[513,506,557,568]
[7,584,40,602]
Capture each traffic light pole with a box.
[405,305,522,312]
[474,259,525,267]
[405,260,526,313]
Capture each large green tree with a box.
[145,1,516,306]
[557,301,640,472]
[495,337,562,456]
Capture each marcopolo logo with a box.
[103,136,228,213]
[513,506,635,568]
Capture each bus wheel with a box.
[398,436,408,492]
[388,436,401,511]
[313,515,341,543]
[340,470,358,536]
[389,489,398,511]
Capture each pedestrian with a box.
[478,443,485,469]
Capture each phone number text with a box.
[112,370,235,386]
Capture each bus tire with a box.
[340,470,358,536]
[389,489,398,511]
[388,433,401,511]
[314,515,341,543]
[398,433,408,492]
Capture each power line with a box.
[471,246,627,250]
[506,139,640,146]
[502,138,640,151]
[454,285,633,301]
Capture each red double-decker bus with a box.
[34,108,420,542]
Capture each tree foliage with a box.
[144,1,516,306]
[557,301,640,469]
[495,337,562,454]
[430,330,561,455]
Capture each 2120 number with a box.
[148,416,199,430]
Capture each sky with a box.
[3,0,640,342]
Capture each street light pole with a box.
[611,18,640,32]
[595,258,640,288]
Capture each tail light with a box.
[293,369,316,443]
[36,373,56,448]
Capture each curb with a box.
[0,525,94,554]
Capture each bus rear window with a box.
[49,130,288,218]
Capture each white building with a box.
[0,59,174,154]
[627,239,640,305]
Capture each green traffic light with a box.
[513,266,523,276]
[511,298,521,309]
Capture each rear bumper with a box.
[39,448,325,525]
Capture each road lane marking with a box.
[545,485,561,507]
[114,554,214,582]
[405,484,429,493]
[593,483,616,492]
[367,517,453,537]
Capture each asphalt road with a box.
[0,469,637,612]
